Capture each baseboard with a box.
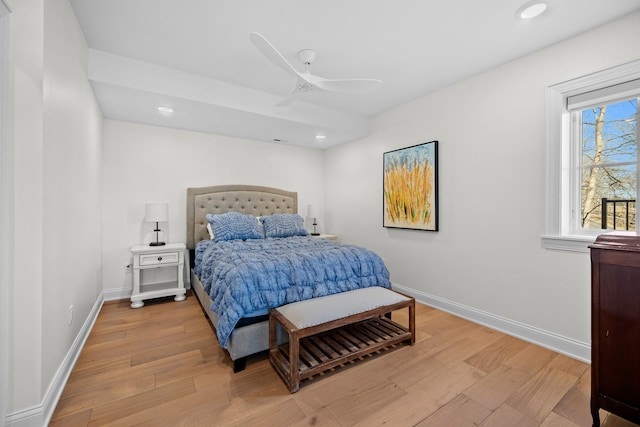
[392,283,591,364]
[5,405,41,427]
[103,286,131,302]
[6,293,104,427]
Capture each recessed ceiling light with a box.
[315,135,326,140]
[517,2,547,19]
[157,106,174,114]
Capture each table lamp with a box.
[145,203,168,246]
[308,204,320,236]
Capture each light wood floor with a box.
[51,292,637,427]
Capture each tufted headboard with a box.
[186,185,298,250]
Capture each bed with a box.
[186,185,391,372]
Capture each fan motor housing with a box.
[297,49,317,65]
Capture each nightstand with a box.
[312,234,337,241]
[130,243,186,308]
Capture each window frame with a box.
[544,59,640,252]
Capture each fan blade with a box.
[314,78,383,93]
[249,32,300,79]
[276,94,296,107]
[275,77,311,106]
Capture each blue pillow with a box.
[260,214,309,238]
[206,212,264,242]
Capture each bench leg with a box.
[269,313,277,352]
[409,302,416,345]
[289,330,300,393]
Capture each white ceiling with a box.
[69,0,640,148]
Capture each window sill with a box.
[541,235,596,253]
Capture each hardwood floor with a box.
[50,292,637,427]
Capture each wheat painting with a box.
[383,141,438,231]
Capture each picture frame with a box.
[383,140,438,231]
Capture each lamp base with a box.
[150,226,165,246]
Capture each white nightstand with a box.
[312,234,337,241]
[130,243,186,308]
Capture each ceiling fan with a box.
[249,32,383,106]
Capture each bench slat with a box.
[298,345,319,369]
[302,339,331,364]
[299,320,413,381]
[331,330,360,353]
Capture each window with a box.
[544,60,640,252]
[575,97,638,232]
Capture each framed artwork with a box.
[383,140,438,231]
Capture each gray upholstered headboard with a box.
[186,185,298,250]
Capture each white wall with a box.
[8,0,103,424]
[102,120,325,294]
[10,0,45,415]
[325,11,640,360]
[0,1,13,425]
[41,0,103,402]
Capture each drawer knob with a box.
[157,256,163,261]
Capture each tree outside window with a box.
[580,98,638,230]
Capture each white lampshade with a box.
[145,203,168,222]
[307,204,317,218]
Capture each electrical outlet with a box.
[68,305,74,326]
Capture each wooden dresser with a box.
[590,232,640,427]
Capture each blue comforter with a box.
[194,236,391,348]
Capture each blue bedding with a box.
[194,236,391,348]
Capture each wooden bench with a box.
[269,287,415,393]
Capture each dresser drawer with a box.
[139,251,180,266]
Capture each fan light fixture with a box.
[250,32,383,107]
[517,2,547,19]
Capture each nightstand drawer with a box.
[139,251,180,266]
